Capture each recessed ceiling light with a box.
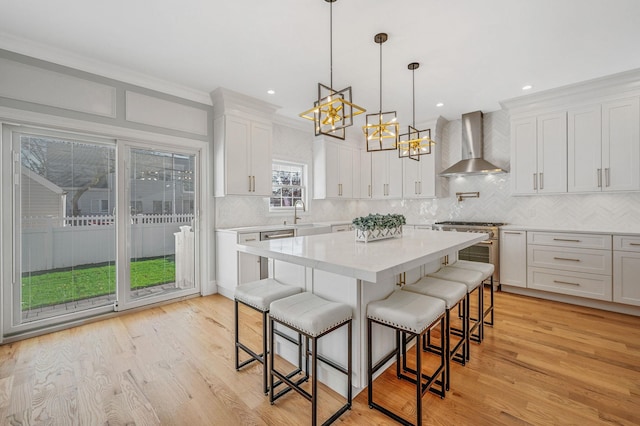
[436,102,444,107]
[522,85,532,91]
[267,89,275,95]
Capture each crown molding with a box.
[500,68,640,116]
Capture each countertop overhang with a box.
[236,228,487,283]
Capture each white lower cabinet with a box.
[526,231,612,301]
[613,235,640,306]
[500,230,527,288]
[238,232,261,284]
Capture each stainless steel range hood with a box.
[439,110,507,177]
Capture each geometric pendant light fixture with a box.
[398,62,435,161]
[363,32,399,152]
[299,0,366,140]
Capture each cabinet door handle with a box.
[419,181,422,194]
[597,168,602,188]
[248,175,252,192]
[605,168,610,187]
[533,173,538,190]
[553,238,581,242]
[553,280,580,286]
[539,172,544,190]
[415,181,418,195]
[368,184,371,197]
[554,257,581,262]
[504,231,522,235]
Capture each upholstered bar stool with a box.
[402,277,468,391]
[269,291,353,426]
[427,267,484,360]
[234,278,302,394]
[367,290,446,426]
[449,260,495,330]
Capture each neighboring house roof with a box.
[21,166,66,194]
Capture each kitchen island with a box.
[236,228,487,396]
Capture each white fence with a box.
[21,214,194,273]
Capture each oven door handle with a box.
[475,240,494,245]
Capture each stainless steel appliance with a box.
[259,229,295,278]
[432,221,504,285]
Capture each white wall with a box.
[216,108,640,231]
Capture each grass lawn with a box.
[21,257,176,310]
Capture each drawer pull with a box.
[629,243,640,246]
[244,238,256,242]
[504,231,522,235]
[553,257,581,262]
[553,238,581,242]
[553,280,580,286]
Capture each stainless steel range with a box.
[433,221,505,285]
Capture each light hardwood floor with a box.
[1,290,639,425]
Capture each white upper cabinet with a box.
[511,112,567,194]
[602,97,640,191]
[568,97,640,192]
[211,88,277,197]
[371,150,403,199]
[504,71,640,196]
[402,149,438,198]
[214,115,273,196]
[568,104,602,192]
[358,150,372,199]
[313,138,354,199]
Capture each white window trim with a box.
[269,159,307,213]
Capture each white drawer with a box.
[527,232,611,250]
[527,267,612,301]
[238,232,260,244]
[613,235,640,252]
[332,224,352,233]
[527,245,612,275]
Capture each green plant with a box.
[352,213,406,231]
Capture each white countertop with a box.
[501,224,640,236]
[236,228,487,283]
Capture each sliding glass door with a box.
[118,144,197,310]
[2,126,201,336]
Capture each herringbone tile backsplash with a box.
[216,110,640,231]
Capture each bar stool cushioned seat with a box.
[449,260,495,327]
[234,279,302,394]
[235,278,302,311]
[269,292,353,426]
[427,267,484,359]
[403,277,468,391]
[269,291,353,337]
[367,290,446,426]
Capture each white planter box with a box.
[355,226,402,243]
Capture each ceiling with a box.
[2,0,640,130]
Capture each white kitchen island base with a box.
[237,229,487,397]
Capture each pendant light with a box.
[299,0,366,140]
[398,62,435,161]
[363,33,399,152]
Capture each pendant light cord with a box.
[379,39,383,114]
[329,1,333,88]
[412,68,416,127]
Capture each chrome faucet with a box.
[293,200,305,224]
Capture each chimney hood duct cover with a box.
[439,111,507,177]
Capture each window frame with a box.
[269,160,307,212]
